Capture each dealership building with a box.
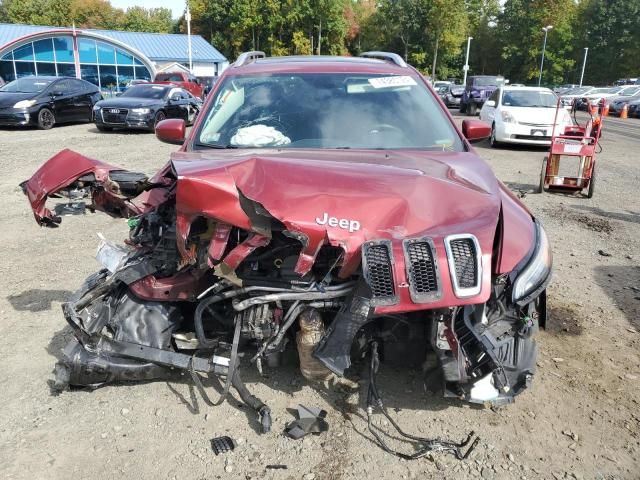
[0,23,228,91]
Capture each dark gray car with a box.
[93,84,201,132]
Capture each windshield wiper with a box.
[195,141,238,149]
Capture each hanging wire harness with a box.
[366,340,480,460]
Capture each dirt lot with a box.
[0,118,639,480]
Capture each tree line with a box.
[0,0,174,33]
[1,0,638,85]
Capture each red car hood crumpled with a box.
[172,149,502,311]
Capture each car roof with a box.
[502,86,553,92]
[227,55,416,76]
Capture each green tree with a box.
[572,0,640,85]
[464,0,501,77]
[121,6,173,33]
[499,0,577,85]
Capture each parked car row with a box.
[0,75,202,131]
[558,85,640,115]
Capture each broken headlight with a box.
[512,220,552,304]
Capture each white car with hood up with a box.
[480,86,573,147]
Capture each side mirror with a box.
[50,91,63,97]
[170,94,181,102]
[462,119,491,143]
[485,100,496,107]
[155,118,185,145]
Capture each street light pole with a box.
[462,36,472,85]
[186,1,193,73]
[579,47,588,87]
[538,25,553,86]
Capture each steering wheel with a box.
[368,123,403,135]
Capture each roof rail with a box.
[234,51,266,67]
[359,51,407,68]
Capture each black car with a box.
[628,98,640,118]
[93,84,201,132]
[438,83,465,107]
[0,76,101,129]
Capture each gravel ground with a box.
[0,117,638,480]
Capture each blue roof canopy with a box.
[0,23,226,63]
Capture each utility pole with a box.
[579,47,588,86]
[431,34,440,81]
[186,1,193,72]
[462,36,472,85]
[538,25,553,87]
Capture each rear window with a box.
[196,72,463,151]
[121,85,169,99]
[155,73,184,82]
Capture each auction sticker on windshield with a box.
[368,76,417,89]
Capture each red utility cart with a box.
[538,98,603,198]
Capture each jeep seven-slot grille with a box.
[404,239,441,302]
[362,242,396,304]
[449,238,478,289]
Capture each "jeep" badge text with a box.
[315,212,361,233]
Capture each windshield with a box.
[196,73,463,151]
[121,85,169,99]
[502,90,557,108]
[0,77,54,93]
[619,86,640,96]
[590,87,619,94]
[564,87,592,95]
[472,77,504,87]
[155,73,184,82]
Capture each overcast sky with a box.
[109,0,186,19]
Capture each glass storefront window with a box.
[117,65,134,89]
[36,62,57,76]
[100,65,118,91]
[97,42,115,64]
[57,63,77,77]
[1,35,154,89]
[80,64,99,86]
[15,62,36,77]
[135,66,151,80]
[13,44,34,61]
[33,39,55,62]
[116,49,134,65]
[53,37,74,63]
[78,39,97,63]
[0,60,15,82]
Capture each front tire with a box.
[490,123,500,148]
[538,157,547,193]
[153,110,166,131]
[586,165,596,198]
[37,108,55,130]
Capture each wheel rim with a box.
[155,112,166,126]
[40,110,53,128]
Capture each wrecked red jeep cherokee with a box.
[22,53,551,447]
